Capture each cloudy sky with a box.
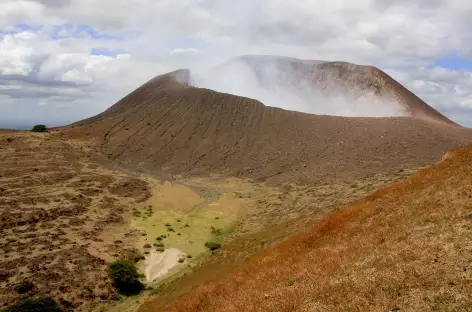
[1,0,472,128]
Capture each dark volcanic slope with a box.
[71,69,472,185]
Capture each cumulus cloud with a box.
[0,0,472,127]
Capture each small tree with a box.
[108,260,143,296]
[4,297,62,312]
[31,125,48,132]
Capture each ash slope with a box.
[73,67,472,185]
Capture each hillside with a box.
[142,143,472,312]
[70,63,472,186]
[3,56,472,312]
[200,55,457,124]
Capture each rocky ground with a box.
[0,130,151,311]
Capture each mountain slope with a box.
[222,55,456,124]
[144,143,472,312]
[71,68,472,185]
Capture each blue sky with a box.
[0,0,471,127]
[433,54,472,71]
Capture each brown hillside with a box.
[234,55,456,125]
[70,69,472,185]
[145,143,472,312]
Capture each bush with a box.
[4,297,62,312]
[31,125,48,133]
[156,234,167,241]
[125,248,144,263]
[211,228,223,236]
[143,244,151,249]
[108,260,143,296]
[14,281,34,294]
[204,241,221,251]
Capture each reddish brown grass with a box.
[150,144,472,312]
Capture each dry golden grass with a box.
[159,144,472,312]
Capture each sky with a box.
[1,0,472,128]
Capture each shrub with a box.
[165,223,171,227]
[167,227,174,232]
[108,260,143,296]
[31,124,48,133]
[184,224,190,227]
[125,248,144,263]
[143,244,151,249]
[177,233,181,236]
[4,296,62,312]
[187,254,192,259]
[178,258,185,263]
[14,281,34,294]
[204,241,221,251]
[211,228,223,236]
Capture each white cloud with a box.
[0,0,472,126]
[169,48,202,56]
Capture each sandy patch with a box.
[144,248,185,282]
[147,181,204,212]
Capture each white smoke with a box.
[190,56,407,118]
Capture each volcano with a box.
[71,56,472,185]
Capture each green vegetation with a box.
[31,124,48,133]
[4,297,62,312]
[132,205,237,259]
[204,241,221,251]
[108,260,143,296]
[211,228,223,236]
